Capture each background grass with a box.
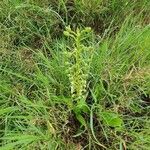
[0,0,150,149]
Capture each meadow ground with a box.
[0,0,150,149]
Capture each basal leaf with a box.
[101,111,123,128]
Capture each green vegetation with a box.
[0,0,150,149]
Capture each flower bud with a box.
[63,31,70,37]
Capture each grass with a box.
[0,0,150,149]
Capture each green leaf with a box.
[74,100,89,113]
[101,111,123,128]
[73,100,89,126]
[75,113,86,127]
